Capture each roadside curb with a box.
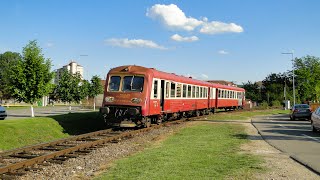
[250,117,320,176]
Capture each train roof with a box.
[108,65,245,91]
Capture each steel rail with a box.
[0,119,186,175]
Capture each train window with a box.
[108,76,121,91]
[170,82,176,98]
[177,83,182,97]
[218,89,221,98]
[187,85,192,98]
[122,76,144,92]
[227,91,230,98]
[204,88,207,98]
[183,84,187,98]
[153,80,158,98]
[200,87,203,98]
[196,86,199,98]
[166,81,170,98]
[192,86,195,98]
[222,90,225,98]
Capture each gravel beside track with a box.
[19,123,184,180]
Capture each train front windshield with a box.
[108,75,144,92]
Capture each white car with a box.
[311,107,320,132]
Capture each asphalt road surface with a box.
[4,106,93,120]
[252,114,320,174]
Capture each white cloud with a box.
[184,73,208,80]
[105,38,167,50]
[146,4,244,35]
[170,34,199,42]
[146,4,203,31]
[200,21,243,34]
[46,42,54,47]
[200,74,209,79]
[218,50,229,55]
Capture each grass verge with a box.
[97,123,264,179]
[0,112,105,151]
[207,109,289,120]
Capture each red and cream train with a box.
[100,65,245,127]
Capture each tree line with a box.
[0,40,103,115]
[243,55,320,106]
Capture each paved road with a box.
[252,114,320,174]
[4,106,94,120]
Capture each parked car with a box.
[311,107,320,132]
[289,104,312,120]
[0,105,7,120]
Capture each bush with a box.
[271,100,281,108]
[259,101,269,109]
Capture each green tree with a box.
[242,81,262,102]
[0,51,21,100]
[55,70,89,110]
[262,73,290,105]
[7,40,53,116]
[294,55,320,102]
[89,75,104,111]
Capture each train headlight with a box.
[131,98,142,104]
[105,96,114,102]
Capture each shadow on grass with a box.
[49,112,106,135]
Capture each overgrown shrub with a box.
[260,101,269,109]
[271,100,281,108]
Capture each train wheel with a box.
[157,117,163,125]
[196,111,201,117]
[144,118,151,128]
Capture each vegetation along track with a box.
[0,118,190,179]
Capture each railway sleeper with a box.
[47,159,64,164]
[24,167,43,171]
[52,157,69,161]
[63,154,78,158]
[4,171,26,176]
[39,146,66,151]
[9,154,40,159]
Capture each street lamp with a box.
[282,51,295,106]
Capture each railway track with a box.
[0,119,188,179]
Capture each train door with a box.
[237,92,242,107]
[160,80,165,111]
[208,87,211,108]
[150,79,161,115]
[215,88,219,108]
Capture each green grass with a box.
[0,112,105,151]
[97,124,263,180]
[207,109,290,120]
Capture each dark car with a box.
[311,107,320,132]
[290,104,312,120]
[0,105,7,120]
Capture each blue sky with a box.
[1,0,320,83]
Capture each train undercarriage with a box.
[100,105,225,128]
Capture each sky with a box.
[1,0,320,84]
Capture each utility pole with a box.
[282,51,295,106]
